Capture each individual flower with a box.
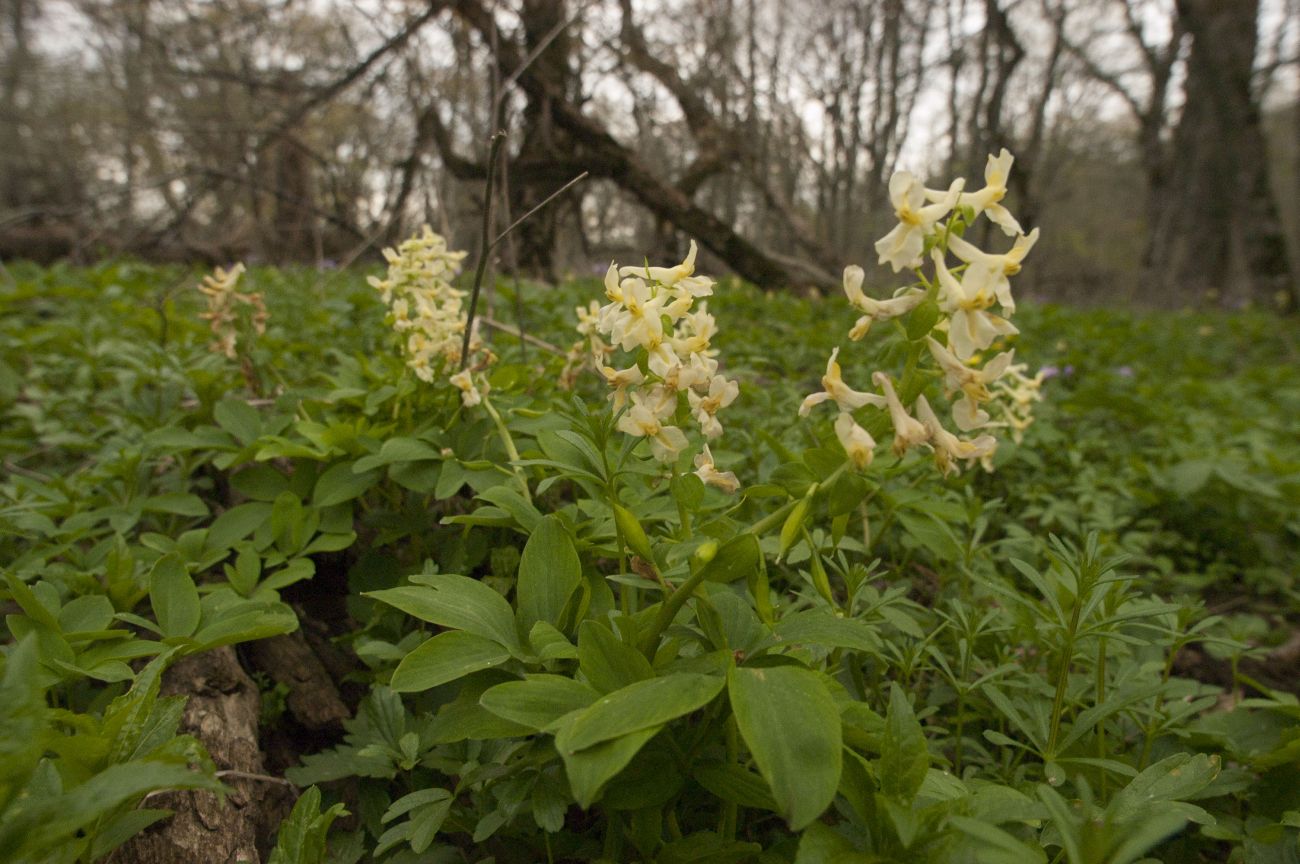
[914,395,998,476]
[688,374,740,439]
[693,444,740,493]
[449,368,486,407]
[873,372,930,457]
[620,239,701,288]
[799,348,887,416]
[669,304,719,356]
[600,364,645,411]
[946,229,1039,313]
[834,412,877,469]
[616,391,688,462]
[956,149,1023,236]
[875,173,964,272]
[842,265,927,340]
[926,337,1015,430]
[604,276,666,352]
[933,250,1018,361]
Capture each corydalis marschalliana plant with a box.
[575,241,740,492]
[368,225,492,406]
[197,262,267,361]
[803,149,1045,476]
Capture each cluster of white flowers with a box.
[368,225,491,406]
[802,149,1044,477]
[197,263,268,359]
[577,241,740,492]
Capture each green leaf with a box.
[206,503,272,552]
[140,493,209,517]
[149,554,201,638]
[577,619,654,693]
[949,816,1048,864]
[189,600,298,650]
[390,631,512,693]
[529,621,579,660]
[214,398,262,445]
[366,575,521,654]
[312,461,381,507]
[728,665,841,830]
[353,437,442,472]
[267,786,348,864]
[693,762,778,810]
[794,822,862,863]
[773,609,880,653]
[896,510,962,560]
[517,515,582,630]
[558,723,661,808]
[556,673,724,753]
[880,684,929,804]
[698,533,762,584]
[479,675,600,731]
[1109,753,1221,822]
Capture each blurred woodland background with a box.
[1,0,1298,306]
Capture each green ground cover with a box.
[2,260,1299,863]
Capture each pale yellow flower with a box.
[875,172,965,272]
[872,372,930,457]
[946,229,1039,313]
[694,444,740,493]
[688,374,739,439]
[600,364,645,411]
[620,239,700,287]
[914,395,997,477]
[933,250,1018,361]
[617,391,688,462]
[834,412,877,469]
[449,368,486,407]
[842,265,927,340]
[799,348,887,416]
[956,149,1023,236]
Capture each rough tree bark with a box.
[1147,0,1294,306]
[112,648,292,864]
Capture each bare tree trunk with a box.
[1147,0,1294,307]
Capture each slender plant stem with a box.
[481,395,531,503]
[638,560,712,658]
[1046,598,1082,758]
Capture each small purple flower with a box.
[1040,365,1061,380]
[1116,365,1134,378]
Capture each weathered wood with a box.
[244,630,350,734]
[112,648,289,864]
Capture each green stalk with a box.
[1095,636,1108,795]
[1137,646,1180,770]
[481,395,531,504]
[638,558,713,658]
[1046,597,1082,759]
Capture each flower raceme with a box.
[369,225,491,405]
[197,263,268,360]
[801,149,1045,477]
[580,241,741,489]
